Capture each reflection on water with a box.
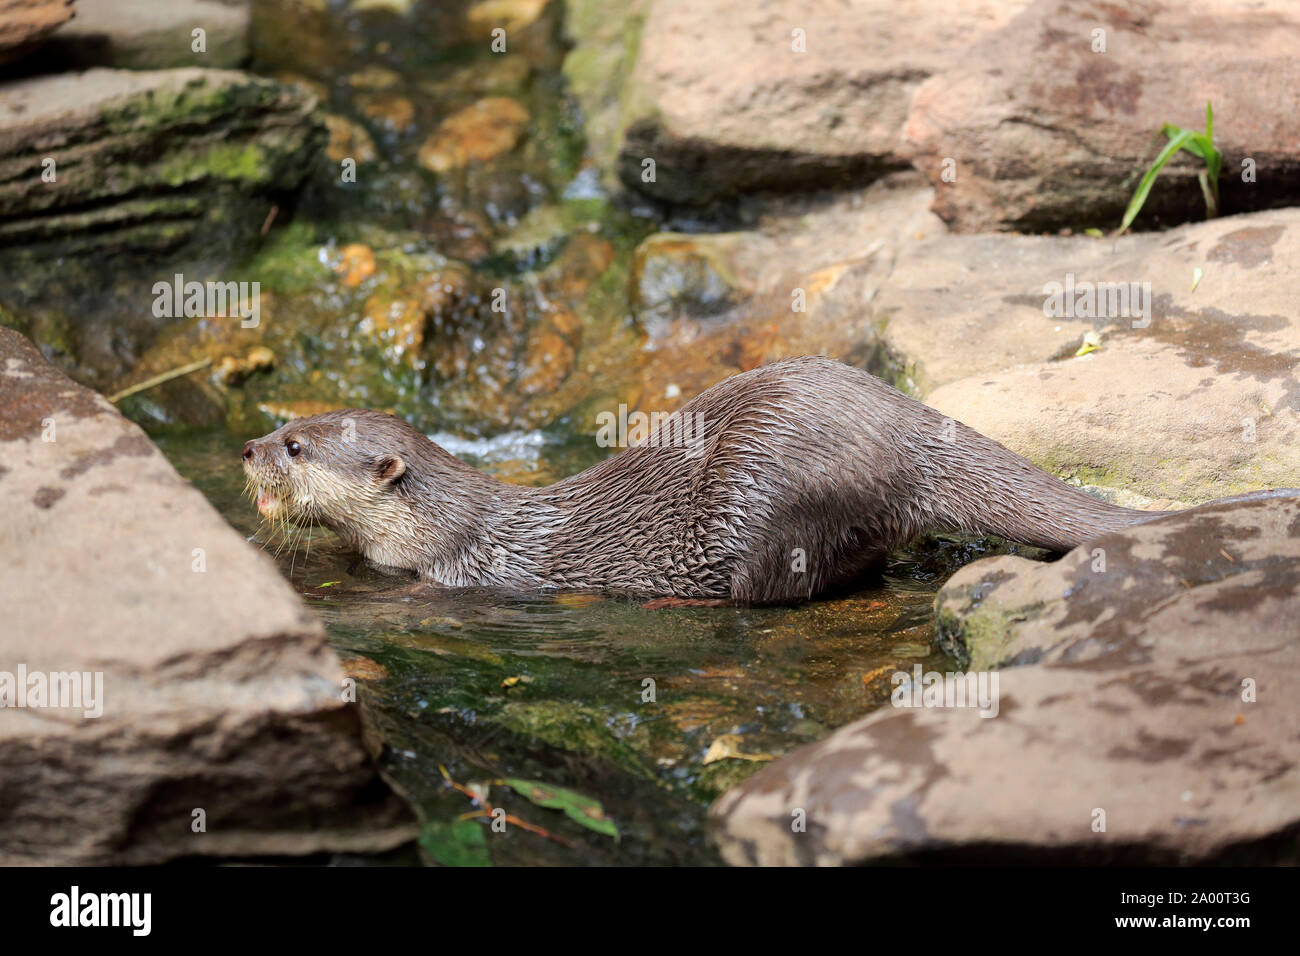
[157,427,1043,865]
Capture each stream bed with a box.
[158,428,1039,864]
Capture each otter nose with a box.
[242,441,256,462]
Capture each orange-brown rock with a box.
[0,0,75,64]
[325,114,379,164]
[417,97,530,173]
[335,243,377,287]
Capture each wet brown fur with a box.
[242,356,1171,604]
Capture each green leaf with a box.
[1119,127,1198,234]
[1124,102,1222,231]
[503,778,620,840]
[419,818,491,867]
[1173,129,1209,160]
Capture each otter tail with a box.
[918,419,1175,552]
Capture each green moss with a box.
[868,317,925,396]
[934,590,1034,672]
[156,142,273,187]
[561,0,649,178]
[496,700,653,780]
[692,759,767,802]
[100,76,260,136]
[1037,452,1134,491]
[235,220,328,293]
[372,244,447,279]
[0,302,30,337]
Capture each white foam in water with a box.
[426,429,551,464]
[562,166,606,201]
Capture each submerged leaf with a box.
[702,733,775,765]
[503,778,620,840]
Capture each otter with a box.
[242,355,1171,604]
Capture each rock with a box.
[346,64,401,90]
[215,344,275,385]
[870,230,1131,395]
[414,264,475,318]
[324,112,379,164]
[250,0,339,79]
[352,0,414,14]
[934,490,1300,671]
[417,97,531,173]
[355,90,416,136]
[466,0,549,31]
[630,174,943,411]
[41,0,250,70]
[712,493,1300,865]
[0,0,74,64]
[619,190,1299,506]
[630,232,749,334]
[360,290,428,370]
[0,67,326,388]
[463,0,565,69]
[0,67,325,272]
[428,52,532,99]
[274,71,328,101]
[617,0,1028,205]
[518,325,575,395]
[904,0,1300,233]
[912,210,1300,502]
[335,242,378,287]
[491,203,570,269]
[927,338,1300,503]
[0,327,415,864]
[561,0,648,190]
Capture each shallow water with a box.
[157,428,1041,865]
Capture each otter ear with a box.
[372,454,406,485]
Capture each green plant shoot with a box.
[1119,101,1221,234]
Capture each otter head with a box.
[241,409,413,544]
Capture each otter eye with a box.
[286,440,302,458]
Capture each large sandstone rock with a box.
[41,0,250,70]
[711,493,1300,865]
[0,327,414,864]
[0,0,74,64]
[914,210,1300,502]
[619,187,1300,507]
[904,0,1300,232]
[0,67,323,269]
[618,0,1028,205]
[0,67,325,384]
